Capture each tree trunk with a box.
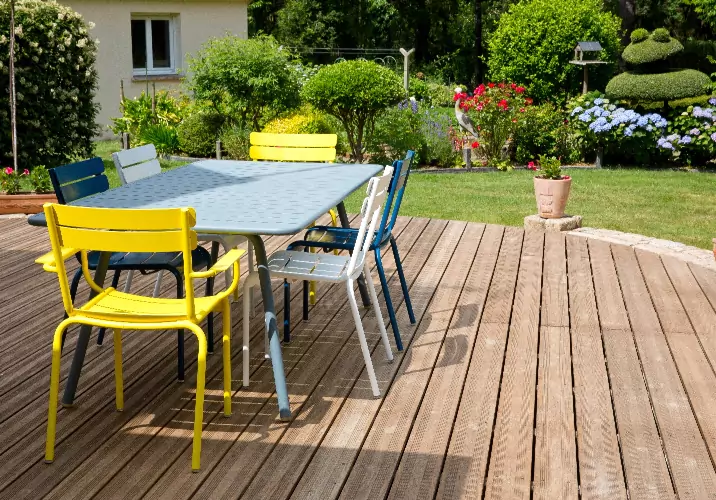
[9,0,18,172]
[474,0,483,86]
[619,0,636,45]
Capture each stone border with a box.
[568,227,716,272]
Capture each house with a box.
[62,0,249,133]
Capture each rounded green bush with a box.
[487,0,621,101]
[0,0,98,168]
[220,124,251,160]
[177,112,226,157]
[622,37,683,65]
[630,28,649,43]
[652,28,671,43]
[606,69,712,102]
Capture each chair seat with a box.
[302,226,390,252]
[268,250,364,282]
[84,247,212,272]
[78,289,222,323]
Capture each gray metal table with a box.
[29,160,382,419]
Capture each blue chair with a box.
[283,150,416,351]
[49,157,214,381]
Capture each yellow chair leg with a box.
[189,324,207,472]
[113,329,124,411]
[222,299,232,417]
[45,322,68,464]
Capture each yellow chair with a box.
[37,203,245,472]
[250,132,340,306]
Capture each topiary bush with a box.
[186,34,300,131]
[302,60,405,162]
[486,0,621,102]
[630,28,649,43]
[177,112,225,157]
[607,29,712,106]
[0,0,98,168]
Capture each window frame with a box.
[131,14,179,76]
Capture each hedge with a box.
[606,69,712,102]
[622,37,683,66]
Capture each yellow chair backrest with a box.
[249,132,337,162]
[42,203,199,318]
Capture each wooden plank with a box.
[484,230,543,500]
[235,221,477,500]
[533,233,577,500]
[690,263,716,312]
[281,221,473,500]
[588,239,674,500]
[433,227,525,500]
[637,250,716,475]
[612,244,716,498]
[566,235,626,500]
[56,218,433,500]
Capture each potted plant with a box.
[529,155,571,219]
[0,167,57,215]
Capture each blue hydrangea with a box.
[666,134,680,142]
[624,126,634,137]
[678,135,692,144]
[571,106,584,116]
[637,116,649,127]
[711,132,716,142]
[690,128,701,136]
[710,98,716,106]
[593,98,604,106]
[646,125,654,132]
[608,104,616,111]
[578,113,590,122]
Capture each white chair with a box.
[241,166,395,397]
[112,144,254,300]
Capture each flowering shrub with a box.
[567,92,667,164]
[0,0,98,168]
[455,83,530,167]
[0,167,27,194]
[657,101,716,164]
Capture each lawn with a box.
[91,141,716,250]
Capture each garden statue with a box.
[606,28,711,108]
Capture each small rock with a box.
[524,214,583,232]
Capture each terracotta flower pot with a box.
[533,176,572,219]
[0,192,57,215]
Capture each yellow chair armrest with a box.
[191,248,246,279]
[35,248,80,272]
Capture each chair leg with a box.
[375,249,403,352]
[112,329,124,411]
[242,279,251,386]
[207,244,219,354]
[303,281,309,321]
[391,236,415,325]
[123,270,134,293]
[175,272,185,382]
[309,247,317,306]
[364,262,394,362]
[97,270,121,346]
[63,270,83,351]
[247,241,255,313]
[46,320,71,464]
[222,299,232,417]
[186,324,208,472]
[283,280,291,344]
[346,280,381,398]
[152,270,164,298]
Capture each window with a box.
[131,16,178,75]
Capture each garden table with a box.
[28,159,383,419]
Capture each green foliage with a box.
[220,124,251,160]
[138,124,180,156]
[29,166,51,193]
[631,28,650,43]
[514,104,578,164]
[426,83,456,108]
[0,0,98,169]
[368,105,424,166]
[622,37,683,65]
[691,0,716,32]
[409,78,430,102]
[262,106,336,134]
[606,69,712,102]
[177,112,225,157]
[652,28,671,43]
[186,35,300,131]
[536,155,563,180]
[487,0,621,101]
[110,91,186,138]
[657,103,716,165]
[302,60,405,162]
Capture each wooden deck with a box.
[3,215,716,499]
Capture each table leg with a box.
[336,202,370,306]
[62,251,111,406]
[246,234,291,420]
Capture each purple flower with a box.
[710,98,716,106]
[690,128,701,136]
[711,132,716,142]
[678,135,692,144]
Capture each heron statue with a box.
[454,87,478,140]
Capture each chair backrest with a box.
[112,144,161,184]
[49,157,110,204]
[374,150,415,245]
[249,133,337,163]
[43,203,199,318]
[347,166,394,277]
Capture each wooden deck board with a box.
[2,218,716,500]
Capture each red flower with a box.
[488,83,496,88]
[4,167,13,175]
[515,86,526,94]
[512,119,518,123]
[527,161,538,171]
[563,175,571,180]
[22,169,29,175]
[475,84,486,96]
[525,98,533,105]
[498,82,505,89]
[519,108,526,113]
[497,99,509,110]
[511,83,517,90]
[471,141,480,149]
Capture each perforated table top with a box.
[29,160,383,235]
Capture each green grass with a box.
[344,169,716,250]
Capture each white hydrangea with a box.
[30,41,39,48]
[0,35,7,44]
[58,56,65,63]
[64,37,72,47]
[58,12,65,20]
[88,21,96,29]
[85,70,91,77]
[14,25,23,36]
[76,38,87,48]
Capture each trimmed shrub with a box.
[302,60,405,162]
[177,112,225,157]
[220,124,251,160]
[652,28,671,43]
[630,28,649,43]
[0,0,98,168]
[186,35,300,131]
[262,106,335,135]
[622,38,683,66]
[513,104,579,164]
[606,70,712,103]
[486,0,621,101]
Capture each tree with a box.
[302,60,404,162]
